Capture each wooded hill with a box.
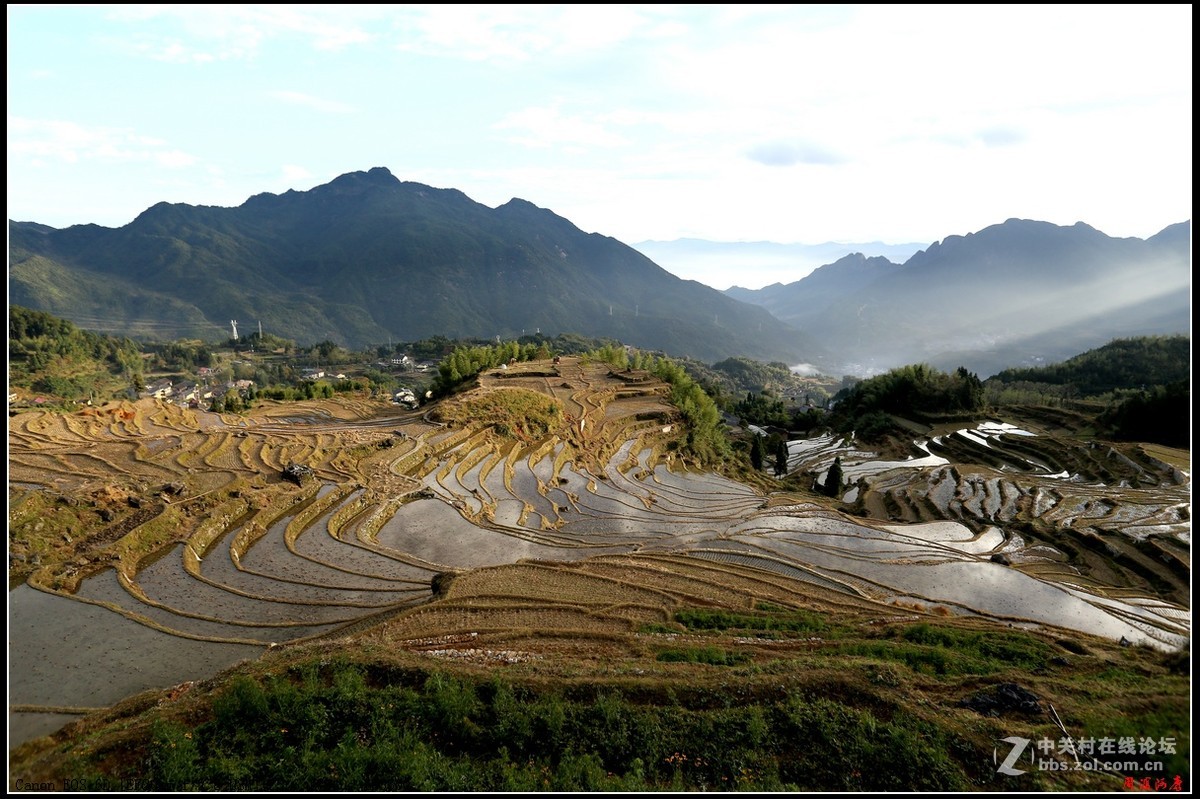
[9,168,810,364]
[8,305,143,402]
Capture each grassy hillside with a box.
[11,593,1188,791]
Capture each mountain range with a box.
[8,168,1190,376]
[8,168,807,364]
[726,219,1191,376]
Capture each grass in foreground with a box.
[12,618,1189,793]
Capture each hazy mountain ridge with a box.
[726,218,1191,376]
[9,168,810,364]
[724,253,901,326]
[633,238,927,290]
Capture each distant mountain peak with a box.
[498,197,540,211]
[327,165,397,183]
[323,166,402,192]
[130,200,194,227]
[495,197,557,219]
[807,252,897,275]
[830,252,888,265]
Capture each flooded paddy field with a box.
[9,584,261,747]
[8,365,1190,752]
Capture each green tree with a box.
[766,434,788,477]
[750,434,765,471]
[314,340,339,364]
[824,457,844,497]
[774,437,789,477]
[954,366,984,410]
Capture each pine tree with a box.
[774,436,789,477]
[750,433,765,471]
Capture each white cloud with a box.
[105,5,375,61]
[746,140,844,167]
[281,164,312,182]
[155,150,198,168]
[270,91,357,114]
[976,127,1024,148]
[393,4,657,62]
[494,106,627,149]
[8,116,196,169]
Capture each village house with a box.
[143,379,173,400]
[393,388,418,408]
[173,382,200,404]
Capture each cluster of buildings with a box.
[375,355,432,372]
[133,353,439,412]
[141,376,255,409]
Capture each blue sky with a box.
[7,5,1192,288]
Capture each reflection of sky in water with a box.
[540,442,1189,649]
[732,532,1184,648]
[480,457,511,497]
[77,568,339,642]
[491,498,525,527]
[379,499,506,561]
[881,521,1005,554]
[839,453,950,480]
[10,584,260,748]
[378,497,601,567]
[138,545,415,621]
[788,432,838,449]
[745,533,963,568]
[368,432,1193,650]
[207,508,431,595]
[1061,586,1190,635]
[293,497,441,580]
[691,548,870,596]
[649,469,761,516]
[530,443,561,483]
[458,458,488,495]
[955,429,991,448]
[238,492,428,586]
[507,467,559,520]
[977,421,1035,437]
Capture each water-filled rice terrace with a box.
[9,358,1190,689]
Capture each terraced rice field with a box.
[8,358,1191,747]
